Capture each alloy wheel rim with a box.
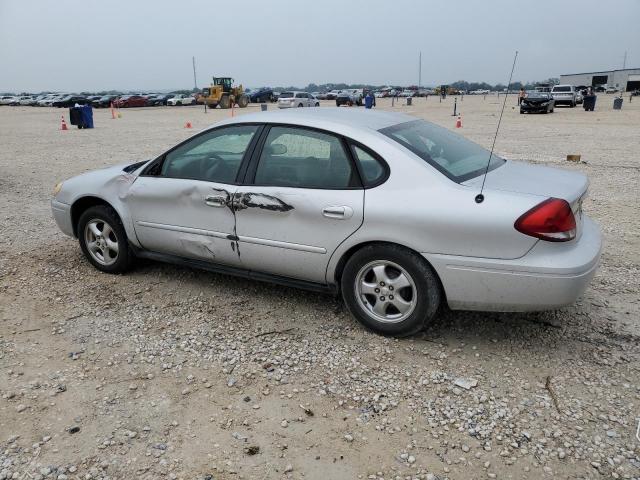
[355,260,417,323]
[84,219,119,266]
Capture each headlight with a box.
[52,182,63,196]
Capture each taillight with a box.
[514,198,576,242]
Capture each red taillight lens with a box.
[514,198,576,242]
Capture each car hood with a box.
[465,160,588,204]
[523,97,551,103]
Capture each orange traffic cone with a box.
[455,114,462,128]
[60,115,68,131]
[185,121,192,129]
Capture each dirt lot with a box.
[1,96,639,480]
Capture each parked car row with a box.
[0,92,200,108]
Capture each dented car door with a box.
[233,125,364,284]
[126,124,261,265]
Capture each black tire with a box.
[298,103,303,107]
[520,109,524,114]
[77,205,134,274]
[341,244,441,337]
[219,95,231,109]
[315,102,320,107]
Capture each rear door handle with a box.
[322,206,353,219]
[205,195,227,207]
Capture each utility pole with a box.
[192,56,198,90]
[622,50,627,70]
[418,51,422,89]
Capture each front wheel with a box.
[78,205,134,274]
[341,244,441,337]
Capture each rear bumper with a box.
[51,199,74,237]
[424,216,602,312]
[553,97,574,105]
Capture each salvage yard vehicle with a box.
[51,109,602,337]
[551,84,577,107]
[520,91,554,114]
[92,95,117,108]
[114,95,148,108]
[249,87,275,103]
[277,91,319,108]
[335,90,362,107]
[53,95,90,108]
[167,94,195,106]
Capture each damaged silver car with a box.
[51,109,602,336]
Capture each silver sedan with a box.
[51,109,602,336]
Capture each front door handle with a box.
[205,195,227,207]
[322,206,353,219]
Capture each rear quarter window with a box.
[350,143,388,187]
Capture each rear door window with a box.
[254,126,358,189]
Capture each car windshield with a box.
[526,91,549,98]
[279,92,293,98]
[380,120,505,182]
[553,86,571,92]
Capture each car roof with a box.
[214,107,415,132]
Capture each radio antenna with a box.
[475,50,518,204]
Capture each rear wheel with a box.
[298,103,304,107]
[78,205,134,274]
[341,244,441,337]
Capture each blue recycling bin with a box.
[80,105,94,128]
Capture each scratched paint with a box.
[233,192,294,212]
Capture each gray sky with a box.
[1,0,638,92]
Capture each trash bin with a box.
[613,97,623,110]
[80,105,94,128]
[583,95,596,111]
[69,105,94,128]
[407,97,412,106]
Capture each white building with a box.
[559,68,640,91]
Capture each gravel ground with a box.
[0,96,639,480]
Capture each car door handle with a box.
[204,195,228,207]
[322,206,353,219]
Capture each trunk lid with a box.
[465,161,589,237]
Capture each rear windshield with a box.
[280,92,293,98]
[552,86,572,92]
[379,120,505,182]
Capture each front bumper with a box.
[51,199,74,237]
[424,216,602,312]
[521,103,550,112]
